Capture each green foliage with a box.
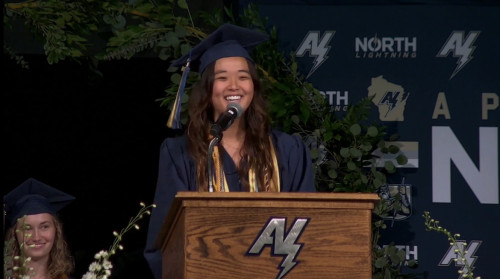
[3,44,29,69]
[5,0,101,64]
[4,0,195,64]
[372,210,419,279]
[372,242,418,279]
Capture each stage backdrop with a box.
[257,4,499,279]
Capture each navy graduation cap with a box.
[167,23,269,129]
[3,178,75,227]
[171,23,269,73]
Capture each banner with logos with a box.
[258,4,499,278]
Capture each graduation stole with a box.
[211,136,280,192]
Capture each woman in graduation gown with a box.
[144,23,316,279]
[3,178,76,279]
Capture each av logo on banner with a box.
[439,240,482,279]
[247,217,309,279]
[437,31,480,80]
[295,30,335,78]
[368,75,410,121]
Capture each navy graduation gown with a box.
[144,130,315,279]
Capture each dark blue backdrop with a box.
[257,4,499,278]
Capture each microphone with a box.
[210,102,243,137]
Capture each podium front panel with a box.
[160,192,378,279]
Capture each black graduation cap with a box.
[3,178,75,227]
[167,23,269,129]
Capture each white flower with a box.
[79,203,155,279]
[89,262,100,271]
[82,271,98,279]
[95,250,109,260]
[102,259,113,270]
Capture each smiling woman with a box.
[3,178,75,279]
[15,214,56,261]
[143,23,317,279]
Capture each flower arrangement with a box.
[423,211,481,279]
[82,202,155,279]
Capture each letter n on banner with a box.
[432,126,498,204]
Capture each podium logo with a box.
[247,217,310,279]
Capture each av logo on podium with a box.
[247,217,310,279]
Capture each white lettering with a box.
[432,126,499,204]
[406,245,418,260]
[320,90,349,106]
[355,36,417,52]
[394,245,418,260]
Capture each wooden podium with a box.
[156,192,379,279]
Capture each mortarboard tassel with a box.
[167,59,191,129]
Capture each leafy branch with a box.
[423,211,481,279]
[3,217,35,279]
[82,202,156,279]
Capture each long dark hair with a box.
[186,59,274,191]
